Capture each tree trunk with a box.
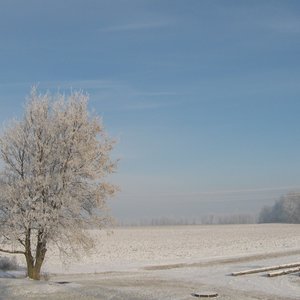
[25,248,46,280]
[24,229,47,280]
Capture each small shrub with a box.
[0,256,19,271]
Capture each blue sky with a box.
[1,0,300,221]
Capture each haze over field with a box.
[1,1,300,222]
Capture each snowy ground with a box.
[0,224,300,299]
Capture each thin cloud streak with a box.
[100,20,172,32]
[132,91,180,97]
[267,19,300,34]
[182,186,300,196]
[8,80,180,112]
[32,79,183,111]
[119,186,300,198]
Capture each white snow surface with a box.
[1,224,300,299]
[44,223,300,273]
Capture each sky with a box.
[1,0,300,222]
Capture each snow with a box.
[1,224,300,299]
[44,223,300,274]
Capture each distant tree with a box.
[258,206,274,223]
[259,192,300,224]
[281,192,300,223]
[0,88,117,280]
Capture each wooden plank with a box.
[267,267,300,277]
[231,262,300,276]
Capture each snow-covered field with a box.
[1,224,300,299]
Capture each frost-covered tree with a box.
[0,88,117,280]
[259,192,300,224]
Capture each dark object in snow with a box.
[191,291,218,298]
[55,281,70,285]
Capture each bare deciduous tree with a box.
[0,88,117,280]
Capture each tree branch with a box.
[0,248,25,255]
[18,238,25,247]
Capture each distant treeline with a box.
[117,192,300,227]
[118,213,257,227]
[259,192,300,224]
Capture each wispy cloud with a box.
[37,79,126,91]
[3,78,184,112]
[0,79,125,91]
[118,185,300,198]
[181,186,300,196]
[100,20,171,32]
[50,79,182,111]
[123,100,171,111]
[262,18,300,34]
[132,91,179,97]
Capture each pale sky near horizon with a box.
[1,0,300,221]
